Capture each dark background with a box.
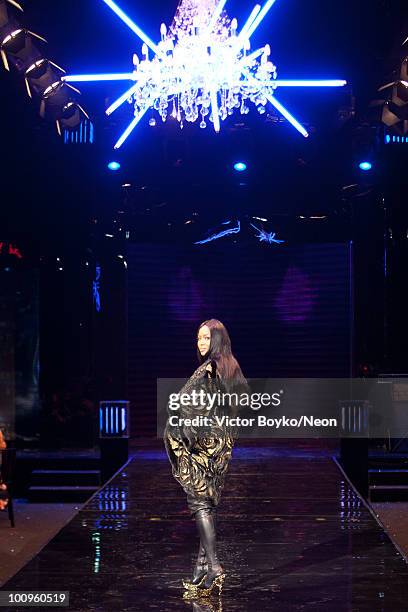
[127,242,352,435]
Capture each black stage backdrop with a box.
[0,270,40,440]
[127,242,352,438]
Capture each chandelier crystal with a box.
[130,0,277,131]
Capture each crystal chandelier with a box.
[131,0,278,131]
[64,0,347,148]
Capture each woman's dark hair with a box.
[197,319,246,392]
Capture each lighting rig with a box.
[0,0,91,140]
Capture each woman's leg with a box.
[194,508,223,588]
[184,494,209,586]
[191,539,207,584]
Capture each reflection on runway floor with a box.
[2,442,408,611]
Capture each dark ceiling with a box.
[0,0,407,252]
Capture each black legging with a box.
[187,491,218,517]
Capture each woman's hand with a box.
[206,361,218,378]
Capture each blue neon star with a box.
[63,0,347,149]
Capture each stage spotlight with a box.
[39,81,80,120]
[1,27,45,72]
[56,101,90,135]
[108,161,121,171]
[358,161,372,171]
[25,58,65,97]
[378,57,408,134]
[381,101,402,128]
[0,0,91,138]
[392,80,408,107]
[0,0,23,20]
[0,0,23,46]
[234,162,247,172]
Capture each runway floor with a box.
[2,442,408,611]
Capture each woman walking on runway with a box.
[164,319,247,598]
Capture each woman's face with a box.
[197,325,211,357]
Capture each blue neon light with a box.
[99,403,128,436]
[195,221,241,245]
[359,161,372,171]
[265,92,309,137]
[102,0,160,54]
[246,0,279,39]
[273,79,347,87]
[63,73,135,83]
[67,0,346,147]
[385,134,408,145]
[250,223,285,244]
[93,265,101,312]
[114,105,150,149]
[234,162,247,172]
[238,5,262,43]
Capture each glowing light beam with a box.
[210,88,220,132]
[63,73,135,82]
[264,79,347,87]
[114,105,150,149]
[208,0,228,31]
[265,93,309,137]
[251,223,284,244]
[106,82,139,115]
[195,221,241,245]
[246,0,279,40]
[238,5,262,43]
[7,0,23,11]
[102,0,160,55]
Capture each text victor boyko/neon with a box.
[167,414,338,428]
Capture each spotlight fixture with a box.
[378,57,408,134]
[56,101,90,135]
[0,0,23,49]
[0,0,92,139]
[25,58,65,97]
[0,0,23,20]
[234,162,247,172]
[39,81,81,122]
[108,161,121,171]
[0,0,22,18]
[1,27,45,71]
